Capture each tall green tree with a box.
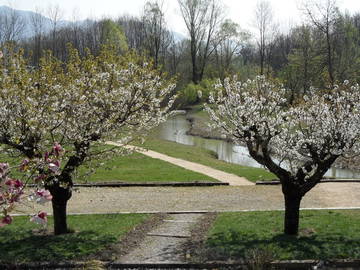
[101,19,128,54]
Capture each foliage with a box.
[178,82,199,106]
[206,210,360,260]
[100,19,128,54]
[178,79,217,107]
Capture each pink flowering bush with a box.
[0,143,64,227]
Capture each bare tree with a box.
[142,0,171,68]
[167,38,188,76]
[178,0,224,84]
[68,8,81,51]
[0,7,25,44]
[30,7,45,63]
[117,15,146,50]
[302,0,339,87]
[253,0,273,75]
[47,4,63,54]
[214,19,251,81]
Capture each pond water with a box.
[156,114,360,179]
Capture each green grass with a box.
[78,151,217,183]
[0,144,217,183]
[206,210,360,260]
[0,213,148,263]
[137,137,275,182]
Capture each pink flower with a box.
[30,211,47,225]
[34,174,47,183]
[52,142,63,157]
[5,179,23,188]
[0,163,9,178]
[44,151,50,162]
[49,160,60,173]
[35,189,52,204]
[9,190,24,203]
[0,215,12,227]
[19,159,30,172]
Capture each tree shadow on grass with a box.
[206,230,360,261]
[0,229,117,263]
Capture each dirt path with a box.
[106,141,253,186]
[16,183,360,215]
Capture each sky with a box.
[1,0,360,35]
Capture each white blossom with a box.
[206,76,360,186]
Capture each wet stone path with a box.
[117,213,203,263]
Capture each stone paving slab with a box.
[148,214,201,238]
[118,213,203,263]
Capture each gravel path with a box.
[106,141,253,186]
[16,183,360,215]
[118,213,203,263]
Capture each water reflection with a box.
[157,114,360,179]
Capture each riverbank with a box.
[184,105,226,141]
[138,137,275,182]
[185,105,360,172]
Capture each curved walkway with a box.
[106,141,253,186]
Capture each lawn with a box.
[206,210,360,261]
[77,151,217,183]
[137,137,275,182]
[0,144,218,183]
[0,213,148,263]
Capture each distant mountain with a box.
[172,31,186,42]
[0,6,186,43]
[0,5,73,39]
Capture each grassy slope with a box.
[139,137,275,182]
[78,152,217,183]
[206,210,360,260]
[0,214,148,263]
[0,145,217,183]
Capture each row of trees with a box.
[1,0,360,237]
[2,0,360,96]
[2,48,360,236]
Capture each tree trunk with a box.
[49,184,72,235]
[284,194,302,235]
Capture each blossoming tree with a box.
[0,46,175,234]
[206,76,360,235]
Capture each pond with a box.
[156,114,360,179]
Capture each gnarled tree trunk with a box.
[48,183,72,235]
